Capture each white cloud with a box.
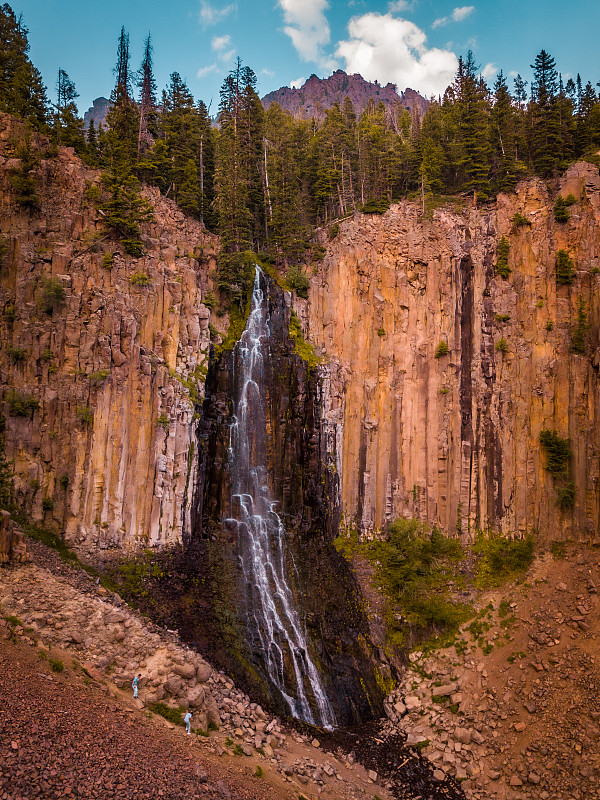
[481,62,497,80]
[197,63,218,78]
[261,68,275,77]
[432,5,474,28]
[211,34,232,51]
[277,0,336,69]
[336,12,458,97]
[199,1,236,26]
[388,0,412,10]
[290,76,306,88]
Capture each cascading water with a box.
[225,266,336,729]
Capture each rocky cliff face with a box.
[0,113,217,551]
[302,164,600,543]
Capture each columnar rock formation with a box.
[302,164,600,543]
[0,114,216,550]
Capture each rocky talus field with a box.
[2,536,600,800]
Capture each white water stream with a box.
[225,266,336,729]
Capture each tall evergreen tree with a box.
[136,33,158,156]
[454,53,492,201]
[528,50,563,177]
[54,68,85,152]
[0,3,48,128]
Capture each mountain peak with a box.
[261,70,427,121]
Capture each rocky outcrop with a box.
[0,113,217,550]
[262,70,427,122]
[302,164,600,543]
[0,510,28,564]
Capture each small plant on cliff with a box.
[556,482,576,510]
[202,290,216,310]
[495,236,511,279]
[59,474,69,491]
[289,311,320,368]
[49,657,64,673]
[0,417,13,511]
[328,222,340,240]
[157,413,170,429]
[76,406,94,425]
[495,313,510,323]
[41,497,53,511]
[495,338,508,354]
[510,212,531,232]
[101,252,114,270]
[91,369,110,385]
[130,272,151,287]
[9,138,40,210]
[285,265,310,299]
[6,390,39,417]
[556,250,575,285]
[570,296,589,354]
[39,276,66,315]
[3,303,16,324]
[434,341,449,358]
[553,193,576,223]
[377,327,386,337]
[8,346,26,363]
[539,429,571,475]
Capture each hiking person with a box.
[132,673,141,698]
[184,711,192,734]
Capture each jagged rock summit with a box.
[262,69,428,121]
[83,96,112,130]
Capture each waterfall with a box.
[225,266,336,729]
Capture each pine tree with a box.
[136,34,158,156]
[490,71,522,193]
[453,53,492,201]
[528,50,563,177]
[54,69,85,152]
[0,4,48,128]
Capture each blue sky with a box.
[12,0,600,115]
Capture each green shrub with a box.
[41,497,53,511]
[147,702,184,726]
[556,250,575,285]
[361,197,390,214]
[6,390,39,416]
[495,338,508,353]
[91,369,110,385]
[254,765,264,778]
[202,290,216,309]
[495,314,510,323]
[3,303,16,323]
[76,406,94,425]
[434,341,449,358]
[556,482,576,510]
[473,533,534,587]
[157,413,170,429]
[84,183,101,202]
[570,296,588,354]
[539,429,571,475]
[545,320,554,331]
[511,212,531,231]
[328,222,340,240]
[49,657,64,673]
[59,474,69,490]
[8,346,26,363]
[39,276,66,315]
[130,272,151,287]
[553,196,570,222]
[377,328,386,337]
[550,540,567,559]
[41,348,54,361]
[285,265,310,299]
[495,236,511,279]
[289,312,320,368]
[101,252,114,270]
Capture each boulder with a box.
[172,663,196,680]
[187,685,206,708]
[196,662,212,683]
